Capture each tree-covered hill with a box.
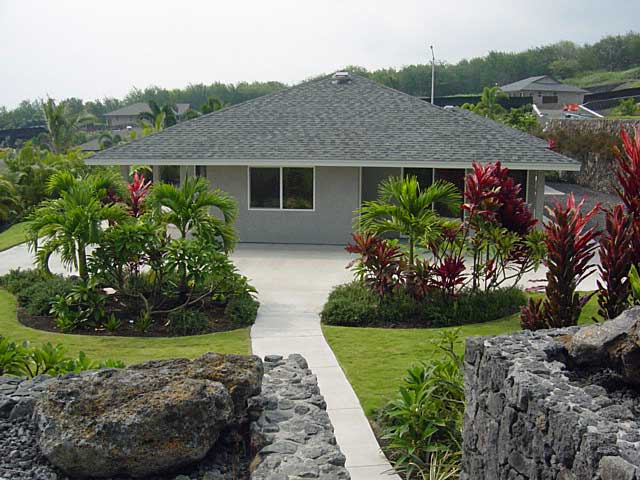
[2,32,639,128]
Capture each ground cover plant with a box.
[323,162,542,328]
[6,171,257,337]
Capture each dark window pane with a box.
[196,165,207,178]
[250,168,280,208]
[434,168,464,218]
[508,170,527,200]
[160,166,180,186]
[283,168,313,210]
[404,168,433,190]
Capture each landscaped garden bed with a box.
[4,171,258,338]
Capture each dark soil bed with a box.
[17,305,241,338]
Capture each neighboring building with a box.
[500,76,587,109]
[104,102,191,128]
[88,72,580,245]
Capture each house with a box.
[87,72,580,245]
[500,76,587,109]
[104,102,191,128]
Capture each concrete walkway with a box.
[232,244,400,480]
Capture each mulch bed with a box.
[16,305,240,337]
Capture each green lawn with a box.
[0,290,251,364]
[0,222,27,252]
[324,296,599,416]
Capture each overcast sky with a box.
[0,0,638,108]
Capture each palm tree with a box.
[42,98,96,153]
[472,86,507,120]
[149,176,238,251]
[98,131,123,150]
[140,111,166,135]
[357,176,461,265]
[201,96,226,114]
[138,100,177,128]
[27,172,127,279]
[0,177,19,223]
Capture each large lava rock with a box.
[567,306,640,386]
[35,353,263,478]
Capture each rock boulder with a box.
[35,353,262,478]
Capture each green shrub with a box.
[0,334,124,378]
[14,274,77,316]
[321,282,526,327]
[1,269,45,294]
[168,309,210,336]
[378,330,464,478]
[225,293,259,327]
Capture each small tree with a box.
[357,176,461,266]
[149,176,238,251]
[42,98,96,153]
[521,194,600,329]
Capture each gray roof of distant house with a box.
[500,76,588,94]
[104,102,191,117]
[88,74,580,171]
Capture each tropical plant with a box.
[42,98,96,153]
[357,176,461,265]
[127,172,151,217]
[98,131,123,150]
[345,233,404,298]
[597,205,634,319]
[0,176,19,222]
[26,172,128,279]
[465,86,507,120]
[149,176,238,251]
[614,98,639,116]
[140,111,166,135]
[629,265,640,304]
[521,194,600,330]
[138,100,177,128]
[380,329,464,479]
[200,96,227,114]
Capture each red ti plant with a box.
[346,233,404,299]
[597,205,634,320]
[430,256,466,297]
[127,172,151,217]
[521,194,600,330]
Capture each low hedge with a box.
[320,281,526,328]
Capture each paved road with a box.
[233,244,399,480]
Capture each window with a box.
[434,168,464,218]
[403,168,433,190]
[249,167,314,210]
[542,95,558,104]
[195,166,207,178]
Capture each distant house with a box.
[500,76,587,109]
[104,102,191,128]
[88,72,580,245]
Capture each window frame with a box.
[247,166,316,212]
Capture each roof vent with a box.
[332,71,352,84]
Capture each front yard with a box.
[0,222,26,252]
[0,290,251,364]
[324,295,599,416]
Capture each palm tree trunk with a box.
[409,236,415,266]
[77,242,88,280]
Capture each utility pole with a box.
[430,45,435,105]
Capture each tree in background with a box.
[42,99,96,153]
[462,86,507,120]
[200,96,226,114]
[613,98,639,116]
[138,100,177,128]
[0,177,19,223]
[98,131,123,150]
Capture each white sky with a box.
[0,0,638,108]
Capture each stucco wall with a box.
[206,165,359,244]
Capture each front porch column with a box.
[179,165,195,187]
[152,165,161,183]
[534,171,546,226]
[119,165,129,182]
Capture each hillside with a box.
[564,66,640,91]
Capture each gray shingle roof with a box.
[500,76,588,94]
[104,102,191,116]
[88,74,580,170]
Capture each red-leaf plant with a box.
[521,194,600,330]
[128,172,152,217]
[346,233,404,299]
[430,256,466,298]
[597,205,634,320]
[462,162,539,292]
